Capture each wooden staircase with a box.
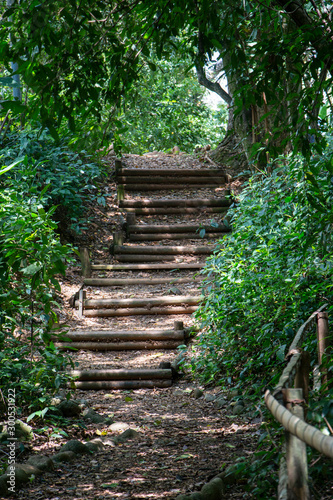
[63,158,232,389]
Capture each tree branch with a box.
[195,61,232,105]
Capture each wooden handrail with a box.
[264,304,332,498]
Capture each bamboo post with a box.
[174,320,184,332]
[117,184,125,202]
[316,312,331,386]
[113,231,125,247]
[78,290,86,319]
[294,351,310,417]
[115,158,122,176]
[283,388,309,500]
[79,247,91,278]
[125,213,136,237]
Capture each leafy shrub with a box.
[0,130,108,234]
[188,145,333,496]
[0,163,74,413]
[191,149,333,390]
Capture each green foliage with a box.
[118,57,227,153]
[0,181,73,411]
[0,131,109,413]
[191,143,333,389]
[0,130,108,233]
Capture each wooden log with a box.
[116,168,225,176]
[294,351,310,416]
[83,306,198,317]
[72,368,172,380]
[316,311,332,386]
[79,295,200,309]
[114,244,215,255]
[128,233,223,241]
[57,340,183,350]
[84,277,201,286]
[119,198,231,208]
[79,247,91,278]
[284,388,310,500]
[122,183,226,191]
[121,207,229,215]
[126,213,136,226]
[174,320,184,331]
[115,254,179,262]
[127,223,228,234]
[117,176,226,185]
[91,263,203,270]
[54,329,185,341]
[117,184,125,202]
[114,158,122,175]
[78,290,86,319]
[74,380,172,390]
[113,231,125,246]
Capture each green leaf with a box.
[22,264,42,275]
[175,453,194,461]
[276,344,286,362]
[0,157,25,175]
[1,100,26,114]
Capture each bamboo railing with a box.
[264,304,333,499]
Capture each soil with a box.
[11,152,332,499]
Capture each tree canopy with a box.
[0,0,332,157]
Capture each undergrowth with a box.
[0,130,108,415]
[188,144,333,495]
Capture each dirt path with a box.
[19,152,260,500]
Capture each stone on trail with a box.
[190,493,204,499]
[214,397,227,409]
[227,389,239,400]
[108,421,130,432]
[114,428,139,444]
[203,393,216,403]
[58,400,81,417]
[200,477,225,500]
[232,404,245,415]
[5,463,40,485]
[27,455,54,472]
[60,439,90,455]
[14,420,33,441]
[173,388,186,397]
[52,451,77,463]
[192,388,203,399]
[83,408,106,424]
[84,438,105,452]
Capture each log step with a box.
[56,329,185,341]
[117,176,226,184]
[128,233,222,241]
[113,245,215,255]
[84,277,201,286]
[82,306,198,317]
[72,368,173,390]
[126,223,229,234]
[114,254,184,262]
[72,368,173,380]
[77,295,200,309]
[116,168,225,177]
[119,198,231,208]
[91,263,203,271]
[120,184,226,191]
[74,380,172,390]
[121,207,228,215]
[57,340,183,350]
